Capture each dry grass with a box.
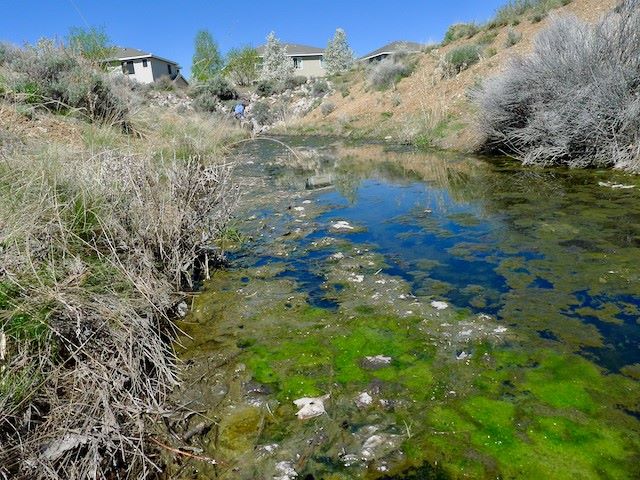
[0,79,244,478]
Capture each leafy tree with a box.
[260,32,293,81]
[191,30,223,82]
[66,26,113,62]
[324,28,354,75]
[224,46,259,86]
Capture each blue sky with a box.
[0,0,506,78]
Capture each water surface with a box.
[174,139,640,479]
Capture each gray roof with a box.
[256,42,324,57]
[103,47,179,66]
[360,41,423,60]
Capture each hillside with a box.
[287,0,617,150]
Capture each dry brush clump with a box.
[474,1,640,171]
[0,40,131,129]
[0,129,238,477]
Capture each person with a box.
[234,101,246,120]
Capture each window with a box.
[122,61,134,75]
[293,58,303,69]
[142,59,148,67]
[167,64,172,75]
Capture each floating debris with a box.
[331,221,355,231]
[362,355,392,369]
[430,300,449,310]
[598,181,636,189]
[293,394,329,419]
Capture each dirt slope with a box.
[291,0,617,150]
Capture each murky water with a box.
[173,139,640,479]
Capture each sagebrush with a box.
[474,1,640,171]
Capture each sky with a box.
[0,0,507,78]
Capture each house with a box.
[256,43,326,78]
[360,41,424,63]
[103,47,189,87]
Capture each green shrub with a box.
[283,75,307,90]
[311,78,330,96]
[367,53,415,90]
[320,101,335,116]
[256,79,281,96]
[442,45,481,76]
[505,28,523,47]
[443,23,481,45]
[189,76,237,112]
[477,30,499,45]
[251,100,272,124]
[493,0,572,26]
[191,75,237,101]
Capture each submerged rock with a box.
[293,394,329,419]
[274,461,298,480]
[361,433,402,461]
[355,391,373,408]
[306,174,334,190]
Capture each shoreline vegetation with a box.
[0,43,245,478]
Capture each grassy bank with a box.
[0,43,245,478]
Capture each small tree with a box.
[66,26,113,62]
[324,28,354,75]
[260,32,293,81]
[191,30,223,82]
[224,46,259,86]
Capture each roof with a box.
[103,47,179,66]
[360,41,423,61]
[256,42,324,57]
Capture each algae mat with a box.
[172,139,640,479]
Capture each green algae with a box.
[170,141,640,479]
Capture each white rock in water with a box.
[430,300,449,310]
[456,351,470,360]
[293,206,305,211]
[293,394,329,419]
[330,252,345,261]
[331,221,354,231]
[274,461,298,480]
[365,355,392,365]
[348,274,364,283]
[176,301,188,318]
[494,326,507,334]
[355,392,373,408]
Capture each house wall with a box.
[292,55,325,78]
[150,59,177,82]
[106,58,179,84]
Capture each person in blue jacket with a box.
[234,101,246,120]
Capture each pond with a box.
[172,138,640,479]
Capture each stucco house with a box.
[256,43,326,78]
[360,41,424,62]
[103,47,189,87]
